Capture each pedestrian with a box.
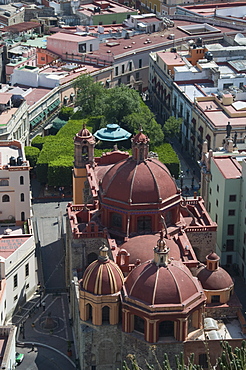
[42,301,46,311]
[57,201,60,208]
[186,168,190,176]
[32,343,35,352]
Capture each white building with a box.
[0,140,31,225]
[1,232,37,322]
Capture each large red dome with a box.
[120,234,181,265]
[101,157,178,205]
[124,259,203,306]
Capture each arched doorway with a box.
[102,306,110,324]
[86,303,92,321]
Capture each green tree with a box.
[163,116,182,138]
[102,85,141,125]
[58,106,73,121]
[74,74,104,117]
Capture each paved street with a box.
[9,184,77,369]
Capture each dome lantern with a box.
[153,231,170,267]
[131,127,149,163]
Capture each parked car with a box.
[15,352,24,365]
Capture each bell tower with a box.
[73,124,95,204]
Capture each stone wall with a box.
[187,230,217,262]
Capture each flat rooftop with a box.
[0,235,30,258]
[212,156,242,179]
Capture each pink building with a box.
[46,32,100,60]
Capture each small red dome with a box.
[197,266,233,290]
[101,158,178,205]
[78,124,92,138]
[120,234,181,265]
[132,130,149,143]
[206,251,219,261]
[125,260,202,306]
[82,252,124,295]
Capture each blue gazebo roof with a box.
[94,124,131,142]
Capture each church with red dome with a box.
[66,126,244,370]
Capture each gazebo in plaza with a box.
[94,123,131,142]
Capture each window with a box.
[0,179,9,186]
[134,315,145,333]
[78,43,86,53]
[216,199,218,207]
[138,59,142,69]
[211,295,220,303]
[215,214,218,223]
[226,239,234,251]
[13,274,18,289]
[209,188,212,195]
[21,212,25,221]
[245,217,246,224]
[226,255,232,264]
[26,283,29,289]
[41,57,45,61]
[115,66,118,76]
[20,176,24,185]
[14,295,18,302]
[229,195,236,202]
[137,216,151,233]
[20,193,24,202]
[244,232,246,245]
[25,263,29,278]
[208,202,211,212]
[2,194,9,202]
[90,44,92,52]
[217,185,219,192]
[129,61,132,71]
[122,65,125,74]
[228,210,235,216]
[227,224,234,236]
[4,300,6,309]
[127,75,130,83]
[118,78,121,86]
[159,321,174,337]
[136,72,139,81]
[111,213,122,228]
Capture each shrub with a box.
[153,143,180,179]
[58,106,73,121]
[24,146,40,168]
[31,135,46,151]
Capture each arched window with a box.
[82,146,88,161]
[137,216,151,233]
[86,303,92,321]
[102,306,110,324]
[159,320,174,338]
[20,193,24,202]
[2,194,9,202]
[134,315,145,334]
[21,212,25,221]
[20,176,24,185]
[87,252,98,266]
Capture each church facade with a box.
[66,126,243,370]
